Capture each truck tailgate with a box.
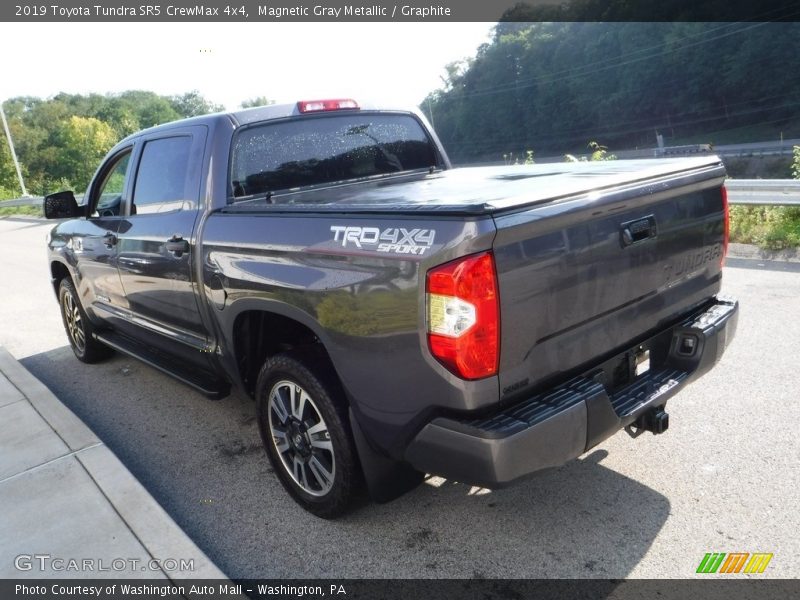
[491,158,727,398]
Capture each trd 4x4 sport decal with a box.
[330,226,436,255]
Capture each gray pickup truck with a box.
[44,99,738,517]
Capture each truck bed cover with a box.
[220,156,725,215]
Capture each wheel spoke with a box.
[306,420,332,451]
[63,292,85,351]
[74,314,85,344]
[272,429,290,454]
[287,384,296,415]
[270,389,290,424]
[291,386,307,420]
[293,456,309,490]
[306,421,326,435]
[310,438,333,452]
[309,456,333,492]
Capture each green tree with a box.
[170,90,225,117]
[0,90,216,195]
[0,134,18,194]
[422,18,800,162]
[116,91,181,128]
[56,116,117,192]
[240,96,275,109]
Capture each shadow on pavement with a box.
[23,345,669,580]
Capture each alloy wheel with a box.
[267,379,335,496]
[62,290,86,352]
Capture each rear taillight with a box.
[426,251,500,380]
[721,185,729,267]
[297,99,359,113]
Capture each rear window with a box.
[230,113,438,198]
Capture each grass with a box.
[730,205,800,250]
[0,204,42,217]
[730,145,800,250]
[0,188,42,217]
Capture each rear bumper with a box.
[404,296,738,488]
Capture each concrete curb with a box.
[0,346,228,582]
[728,242,800,263]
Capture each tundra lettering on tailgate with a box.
[330,225,436,255]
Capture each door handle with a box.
[620,215,657,247]
[165,235,190,257]
[103,232,117,248]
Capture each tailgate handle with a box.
[620,215,657,247]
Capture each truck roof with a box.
[118,100,419,142]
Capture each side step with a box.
[94,331,230,399]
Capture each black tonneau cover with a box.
[221,157,725,215]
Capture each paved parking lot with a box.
[1,216,798,578]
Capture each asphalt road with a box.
[1,215,798,579]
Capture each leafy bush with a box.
[727,144,800,250]
[729,205,800,250]
[502,150,535,165]
[565,141,617,162]
[0,185,18,200]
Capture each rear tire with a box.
[255,353,361,518]
[58,278,113,363]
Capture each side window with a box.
[91,150,131,217]
[131,136,193,215]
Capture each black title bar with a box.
[3,0,800,22]
[3,579,800,600]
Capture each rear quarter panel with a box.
[202,211,498,455]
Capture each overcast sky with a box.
[1,22,494,110]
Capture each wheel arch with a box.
[225,299,422,505]
[226,300,343,400]
[50,260,73,298]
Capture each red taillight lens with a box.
[297,99,359,113]
[721,184,729,267]
[426,251,500,380]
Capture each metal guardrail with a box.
[2,180,800,209]
[724,179,800,206]
[1,196,42,207]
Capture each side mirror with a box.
[43,191,87,219]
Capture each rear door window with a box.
[131,136,193,214]
[230,113,438,198]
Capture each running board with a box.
[94,331,230,399]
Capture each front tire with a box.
[256,353,361,518]
[58,279,113,363]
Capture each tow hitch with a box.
[625,406,669,438]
